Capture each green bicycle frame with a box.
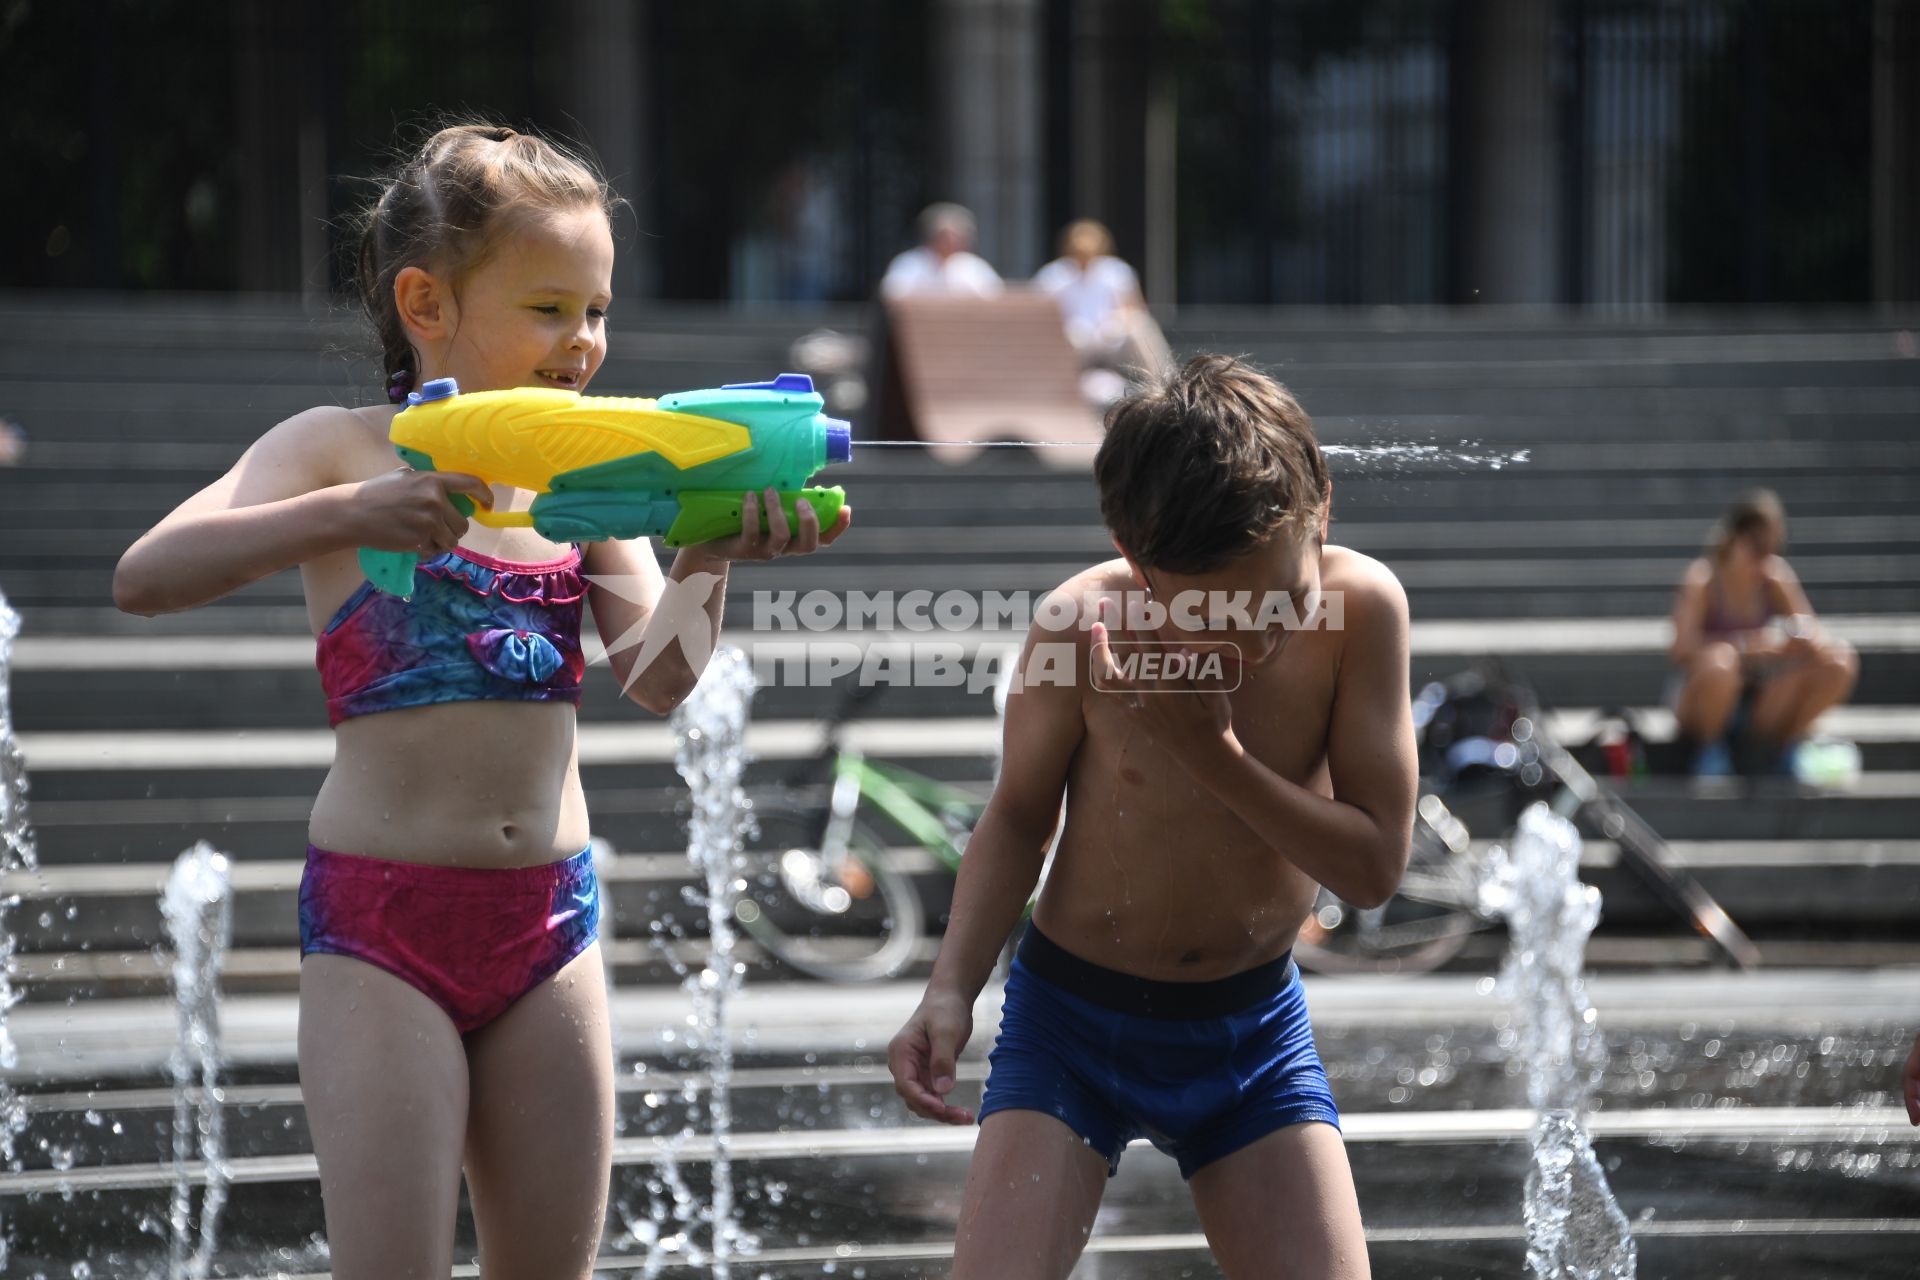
[827,750,1042,921]
[829,750,975,874]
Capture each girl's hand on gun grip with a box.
[888,990,975,1125]
[692,488,852,564]
[348,467,494,554]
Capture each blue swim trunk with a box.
[977,925,1341,1179]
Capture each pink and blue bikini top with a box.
[1701,575,1776,638]
[316,544,587,727]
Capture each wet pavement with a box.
[1,973,1915,1277]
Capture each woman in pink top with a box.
[1034,219,1172,393]
[1666,490,1857,775]
[114,122,848,1277]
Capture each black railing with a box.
[1,0,1903,306]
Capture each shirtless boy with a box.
[888,354,1416,1279]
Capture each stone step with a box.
[5,291,1906,339]
[16,773,1920,866]
[9,470,1910,537]
[3,837,1916,975]
[7,323,1916,386]
[10,548,1920,608]
[10,647,1920,734]
[18,513,1920,572]
[19,583,1920,634]
[1,1126,1910,1277]
[12,965,1917,1077]
[8,432,1910,488]
[14,698,1915,787]
[0,962,1911,1273]
[0,1024,1903,1167]
[15,396,1919,447]
[13,484,1919,546]
[10,713,1920,862]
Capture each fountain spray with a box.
[669,646,762,1277]
[1478,803,1637,1280]
[161,843,233,1280]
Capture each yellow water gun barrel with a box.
[359,374,851,596]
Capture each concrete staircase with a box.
[2,294,1918,997]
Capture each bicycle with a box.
[732,673,1015,983]
[739,664,1493,981]
[739,674,1481,980]
[1294,663,1759,974]
[735,660,1759,983]
[1291,788,1491,975]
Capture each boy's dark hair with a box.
[1094,354,1329,574]
[351,121,625,397]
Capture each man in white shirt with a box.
[880,204,1004,299]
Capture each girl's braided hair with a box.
[351,122,623,401]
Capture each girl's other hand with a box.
[348,467,494,554]
[690,488,852,564]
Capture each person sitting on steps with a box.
[1665,489,1858,778]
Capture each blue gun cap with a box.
[409,377,460,405]
[721,372,816,395]
[824,418,852,464]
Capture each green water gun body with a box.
[358,372,852,596]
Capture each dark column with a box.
[1042,0,1075,243]
[231,0,328,295]
[1068,0,1109,240]
[88,0,120,288]
[1250,0,1274,305]
[1065,0,1152,280]
[548,0,652,301]
[1873,0,1920,306]
[1447,0,1559,304]
[935,0,1044,275]
[1142,50,1177,306]
[1558,0,1590,306]
[1739,7,1770,304]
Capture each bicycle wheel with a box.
[733,805,925,983]
[1293,802,1483,976]
[1292,891,1477,975]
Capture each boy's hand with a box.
[888,989,975,1125]
[1904,1029,1919,1127]
[1091,597,1238,765]
[686,487,852,564]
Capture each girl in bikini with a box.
[113,121,849,1278]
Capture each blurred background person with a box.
[879,203,1003,300]
[1033,218,1171,402]
[1666,489,1858,777]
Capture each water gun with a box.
[358,372,852,596]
